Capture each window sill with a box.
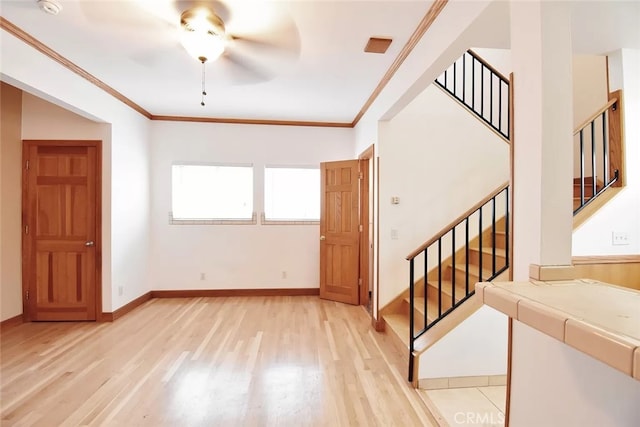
[260,213,319,225]
[169,212,257,225]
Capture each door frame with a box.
[21,140,103,322]
[358,145,375,309]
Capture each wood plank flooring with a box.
[1,296,437,426]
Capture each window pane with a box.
[172,164,253,219]
[265,167,320,220]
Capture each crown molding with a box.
[351,0,448,127]
[2,0,448,129]
[0,16,153,119]
[150,115,353,128]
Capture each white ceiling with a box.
[0,0,434,123]
[1,1,638,124]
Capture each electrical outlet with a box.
[612,231,629,246]
[118,285,123,296]
[391,229,399,240]
[200,272,206,280]
[282,271,287,279]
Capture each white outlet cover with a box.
[612,231,629,245]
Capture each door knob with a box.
[320,235,326,241]
[85,241,95,247]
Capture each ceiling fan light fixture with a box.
[37,0,62,15]
[180,30,225,63]
[180,7,226,62]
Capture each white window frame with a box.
[170,162,256,225]
[262,165,320,225]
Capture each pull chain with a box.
[199,57,207,106]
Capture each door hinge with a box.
[25,160,29,170]
[26,290,29,300]
[25,225,29,235]
[358,278,362,287]
[359,224,363,232]
[358,172,363,180]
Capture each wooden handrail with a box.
[573,98,617,135]
[467,49,509,84]
[406,181,509,260]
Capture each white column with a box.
[511,0,574,280]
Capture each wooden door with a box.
[23,140,101,321]
[320,160,360,305]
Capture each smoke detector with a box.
[37,0,62,15]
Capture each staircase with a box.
[378,49,624,386]
[381,183,510,383]
[572,93,622,215]
[383,225,507,344]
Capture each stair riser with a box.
[491,233,507,249]
[427,280,469,307]
[400,302,427,331]
[468,250,507,271]
[426,286,455,311]
[451,268,492,287]
[573,186,597,198]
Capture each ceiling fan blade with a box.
[231,31,300,59]
[221,51,276,85]
[224,1,301,60]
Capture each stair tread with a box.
[385,296,479,355]
[427,279,464,295]
[425,279,471,299]
[383,314,410,346]
[470,247,507,257]
[573,182,601,186]
[403,297,438,323]
[452,263,495,277]
[573,176,598,184]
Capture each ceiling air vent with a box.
[364,37,392,54]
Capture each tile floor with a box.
[419,386,506,427]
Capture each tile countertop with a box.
[475,279,640,381]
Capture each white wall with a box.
[573,49,640,256]
[377,85,509,308]
[572,55,609,179]
[419,305,508,378]
[109,112,152,309]
[0,83,22,321]
[1,28,152,312]
[22,93,110,140]
[510,321,640,426]
[573,55,609,127]
[149,121,354,290]
[471,48,512,78]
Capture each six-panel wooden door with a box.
[319,160,360,305]
[23,140,100,321]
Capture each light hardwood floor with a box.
[1,296,437,426]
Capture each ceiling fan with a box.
[77,0,301,104]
